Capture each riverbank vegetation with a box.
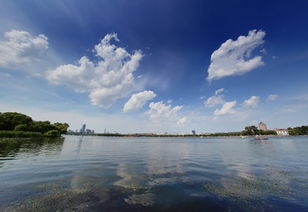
[241,126,277,136]
[0,131,43,138]
[0,112,69,138]
[287,125,308,135]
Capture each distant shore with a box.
[1,131,306,139]
[66,133,298,138]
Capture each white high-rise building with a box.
[80,124,86,134]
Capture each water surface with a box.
[0,136,307,211]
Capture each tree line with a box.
[241,126,277,136]
[287,126,308,135]
[0,112,69,137]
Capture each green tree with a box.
[0,111,69,138]
[242,125,259,135]
[44,130,60,137]
[53,122,69,134]
[30,121,56,133]
[0,112,32,130]
[288,126,308,135]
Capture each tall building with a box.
[258,122,268,131]
[80,124,86,134]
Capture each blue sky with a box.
[0,0,307,133]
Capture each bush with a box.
[0,130,43,138]
[14,124,29,131]
[259,130,277,135]
[44,130,60,137]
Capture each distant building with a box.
[192,130,196,135]
[275,129,289,136]
[80,124,86,134]
[258,122,268,131]
[86,129,95,134]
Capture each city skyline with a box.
[0,0,308,133]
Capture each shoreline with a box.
[1,131,307,139]
[65,134,306,138]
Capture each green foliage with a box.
[0,112,32,130]
[30,121,56,134]
[14,124,29,131]
[0,130,43,138]
[241,126,277,135]
[258,130,277,135]
[44,130,60,137]
[242,126,259,135]
[206,132,242,136]
[0,112,70,138]
[288,126,308,135]
[53,122,69,134]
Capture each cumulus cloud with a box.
[123,90,156,112]
[207,30,265,81]
[146,101,187,125]
[47,33,143,107]
[267,94,278,101]
[214,101,237,116]
[204,88,225,107]
[243,96,260,107]
[0,30,48,69]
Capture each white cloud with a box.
[177,117,188,125]
[214,101,237,116]
[146,101,187,125]
[123,90,156,112]
[205,95,225,107]
[215,88,224,95]
[47,33,143,107]
[0,30,48,69]
[207,30,265,81]
[204,88,225,107]
[244,96,260,107]
[267,94,278,101]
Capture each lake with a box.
[0,136,308,211]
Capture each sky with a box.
[0,0,308,133]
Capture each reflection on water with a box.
[0,137,64,169]
[0,136,308,211]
